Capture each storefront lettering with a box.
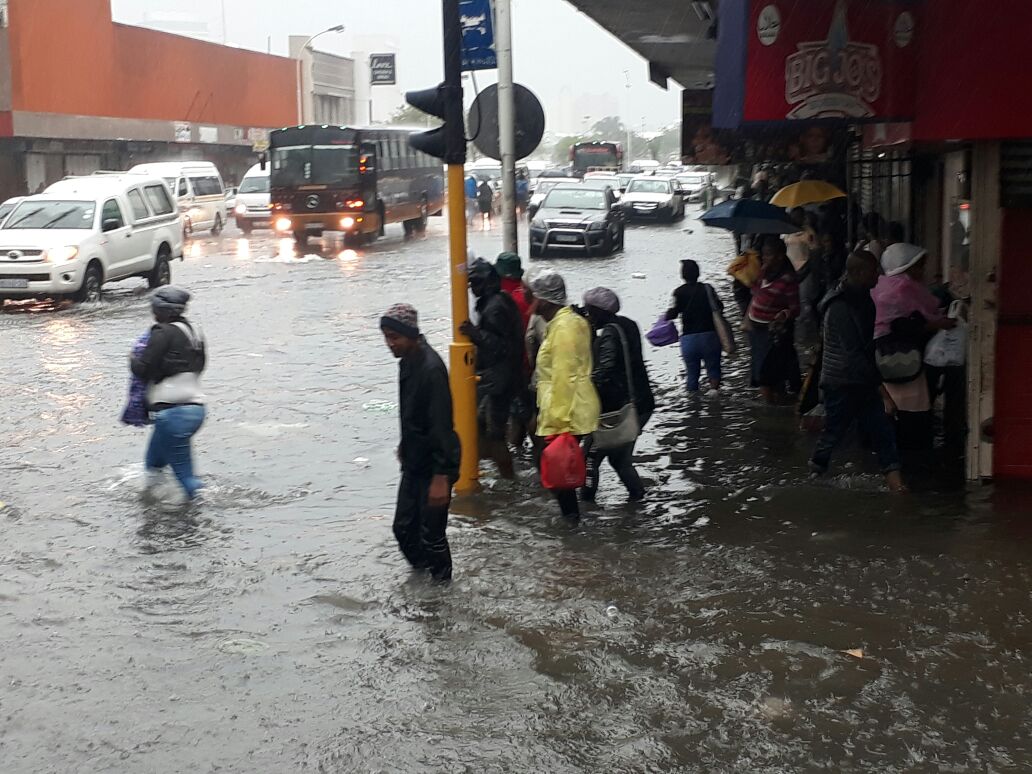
[783,1,882,119]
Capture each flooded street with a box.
[2,214,1031,773]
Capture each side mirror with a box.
[102,218,121,232]
[259,152,268,172]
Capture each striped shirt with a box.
[748,273,801,324]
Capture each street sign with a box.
[467,83,545,160]
[460,0,496,71]
[370,53,396,85]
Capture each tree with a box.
[589,116,626,141]
[388,103,441,127]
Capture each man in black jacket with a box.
[580,287,655,503]
[810,252,904,492]
[381,304,460,581]
[459,258,524,479]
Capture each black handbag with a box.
[593,325,640,450]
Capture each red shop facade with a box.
[713,0,1032,481]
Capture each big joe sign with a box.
[714,0,919,127]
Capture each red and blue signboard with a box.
[714,0,921,128]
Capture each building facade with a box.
[289,37,357,127]
[0,0,296,197]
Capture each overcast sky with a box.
[110,0,681,133]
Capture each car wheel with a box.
[211,214,223,236]
[600,231,613,256]
[74,262,103,303]
[148,251,172,289]
[615,225,625,252]
[529,243,543,258]
[293,230,309,251]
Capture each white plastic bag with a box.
[924,300,968,368]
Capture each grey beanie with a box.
[151,286,190,315]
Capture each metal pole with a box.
[296,55,304,125]
[442,0,478,492]
[496,0,517,254]
[623,70,632,170]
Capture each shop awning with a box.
[564,0,718,90]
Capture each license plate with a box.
[555,234,579,244]
[0,279,29,289]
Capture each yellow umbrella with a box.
[770,180,847,208]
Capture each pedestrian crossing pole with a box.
[406,0,478,492]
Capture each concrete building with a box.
[289,37,357,127]
[0,0,295,198]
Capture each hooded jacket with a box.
[535,307,600,437]
[818,282,880,389]
[470,287,525,396]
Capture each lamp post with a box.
[296,24,345,125]
[623,69,632,170]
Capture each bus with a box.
[267,125,445,247]
[570,141,623,177]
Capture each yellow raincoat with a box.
[535,306,600,437]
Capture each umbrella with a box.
[770,180,847,208]
[698,199,798,235]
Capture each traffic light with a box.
[405,83,465,165]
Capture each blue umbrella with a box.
[698,199,798,234]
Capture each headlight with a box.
[44,246,79,263]
[530,219,545,230]
[275,217,293,232]
[587,221,605,231]
[339,216,355,229]
[234,204,247,215]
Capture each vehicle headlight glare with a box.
[275,217,293,232]
[45,246,78,263]
[234,204,247,215]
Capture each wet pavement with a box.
[2,213,1031,773]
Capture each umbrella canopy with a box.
[698,199,798,235]
[770,180,847,208]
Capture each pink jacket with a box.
[871,274,943,339]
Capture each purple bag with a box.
[646,318,679,347]
[120,331,151,427]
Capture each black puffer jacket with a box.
[592,313,656,425]
[130,318,206,383]
[469,289,524,396]
[818,283,880,388]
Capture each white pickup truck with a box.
[0,175,184,305]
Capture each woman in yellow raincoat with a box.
[528,270,600,520]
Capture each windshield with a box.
[474,168,502,182]
[574,147,619,169]
[543,188,607,210]
[3,200,96,230]
[239,176,270,194]
[677,176,706,187]
[535,181,564,196]
[271,145,360,187]
[0,201,20,222]
[627,180,671,194]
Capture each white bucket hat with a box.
[881,242,927,277]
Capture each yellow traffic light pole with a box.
[447,165,479,492]
[406,0,478,492]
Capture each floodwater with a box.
[1,214,1030,773]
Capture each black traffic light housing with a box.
[405,0,466,165]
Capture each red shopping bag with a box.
[540,433,586,490]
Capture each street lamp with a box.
[296,24,346,125]
[623,70,632,170]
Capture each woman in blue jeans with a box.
[130,287,207,500]
[666,259,723,394]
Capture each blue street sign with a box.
[459,0,497,71]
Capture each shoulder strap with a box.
[171,321,204,351]
[607,323,636,403]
